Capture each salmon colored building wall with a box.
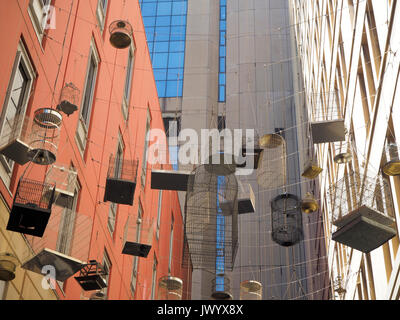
[0,0,191,300]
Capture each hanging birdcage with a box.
[211,275,233,300]
[74,260,108,291]
[57,82,80,116]
[256,133,287,189]
[104,154,138,205]
[0,113,32,165]
[184,165,238,271]
[89,290,107,300]
[44,164,78,207]
[333,276,347,299]
[302,159,323,179]
[240,280,262,300]
[0,253,18,281]
[157,276,183,300]
[6,178,56,237]
[122,215,153,258]
[109,20,133,49]
[333,140,352,164]
[27,108,62,165]
[151,168,192,191]
[271,193,304,247]
[301,192,319,214]
[328,171,397,253]
[236,182,256,215]
[239,132,262,169]
[309,91,346,144]
[205,152,237,176]
[382,143,400,176]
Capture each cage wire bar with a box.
[211,274,233,300]
[44,164,78,207]
[257,133,287,189]
[109,20,133,49]
[183,165,238,272]
[328,171,397,252]
[157,276,184,300]
[57,82,80,116]
[382,142,400,176]
[104,154,138,205]
[240,280,263,300]
[122,215,154,258]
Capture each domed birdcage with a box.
[57,82,80,116]
[257,133,287,189]
[184,165,238,271]
[27,108,62,165]
[301,192,319,214]
[333,140,352,164]
[211,275,233,300]
[382,143,400,176]
[157,276,183,300]
[240,280,262,300]
[0,253,18,281]
[271,193,303,247]
[109,20,133,49]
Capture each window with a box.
[141,109,151,187]
[218,0,227,102]
[156,191,162,239]
[150,254,158,300]
[131,202,143,294]
[168,215,174,273]
[76,39,99,153]
[122,47,135,119]
[108,139,124,234]
[102,250,112,297]
[96,0,108,31]
[0,41,35,187]
[28,0,52,42]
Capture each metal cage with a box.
[240,280,262,300]
[27,108,62,165]
[74,260,108,291]
[211,275,233,300]
[109,20,133,49]
[122,215,153,258]
[44,164,78,207]
[382,143,400,176]
[104,154,138,205]
[271,193,304,247]
[328,171,397,253]
[157,276,183,300]
[184,165,238,272]
[57,82,80,116]
[6,178,56,237]
[256,133,287,190]
[301,192,319,214]
[0,253,18,281]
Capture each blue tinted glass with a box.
[219,74,226,85]
[155,26,170,41]
[170,26,186,41]
[219,57,225,73]
[147,42,153,53]
[153,52,168,68]
[220,31,226,45]
[154,69,167,81]
[141,3,157,16]
[168,52,184,68]
[220,20,226,31]
[220,0,226,5]
[169,41,185,52]
[143,16,156,26]
[166,80,178,97]
[219,46,226,57]
[156,15,171,26]
[154,41,169,52]
[156,80,166,96]
[167,68,183,80]
[219,86,225,101]
[220,6,226,20]
[157,2,172,15]
[145,27,154,41]
[172,1,187,15]
[171,15,186,26]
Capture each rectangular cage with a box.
[7,178,56,237]
[21,208,92,282]
[44,164,78,207]
[0,113,33,165]
[104,154,138,205]
[122,215,154,258]
[74,260,108,291]
[151,169,192,191]
[328,172,397,253]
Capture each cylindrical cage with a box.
[27,108,62,165]
[257,134,287,189]
[184,165,238,271]
[57,82,80,116]
[382,143,400,176]
[211,275,233,300]
[240,280,262,300]
[271,193,303,247]
[109,20,133,49]
[332,140,352,164]
[157,276,183,300]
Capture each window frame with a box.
[141,108,151,187]
[28,0,52,43]
[122,44,136,119]
[96,0,109,32]
[130,201,143,294]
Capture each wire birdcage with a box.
[211,275,233,300]
[302,159,323,179]
[184,165,238,272]
[240,280,262,300]
[44,164,78,207]
[104,155,138,205]
[328,171,397,253]
[301,192,319,214]
[256,133,287,189]
[382,142,400,176]
[0,253,18,281]
[271,193,304,247]
[157,276,183,300]
[57,82,80,116]
[332,140,352,164]
[74,260,108,291]
[122,215,154,258]
[27,108,62,165]
[6,178,56,237]
[109,20,133,49]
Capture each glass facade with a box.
[218,0,226,102]
[140,0,188,98]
